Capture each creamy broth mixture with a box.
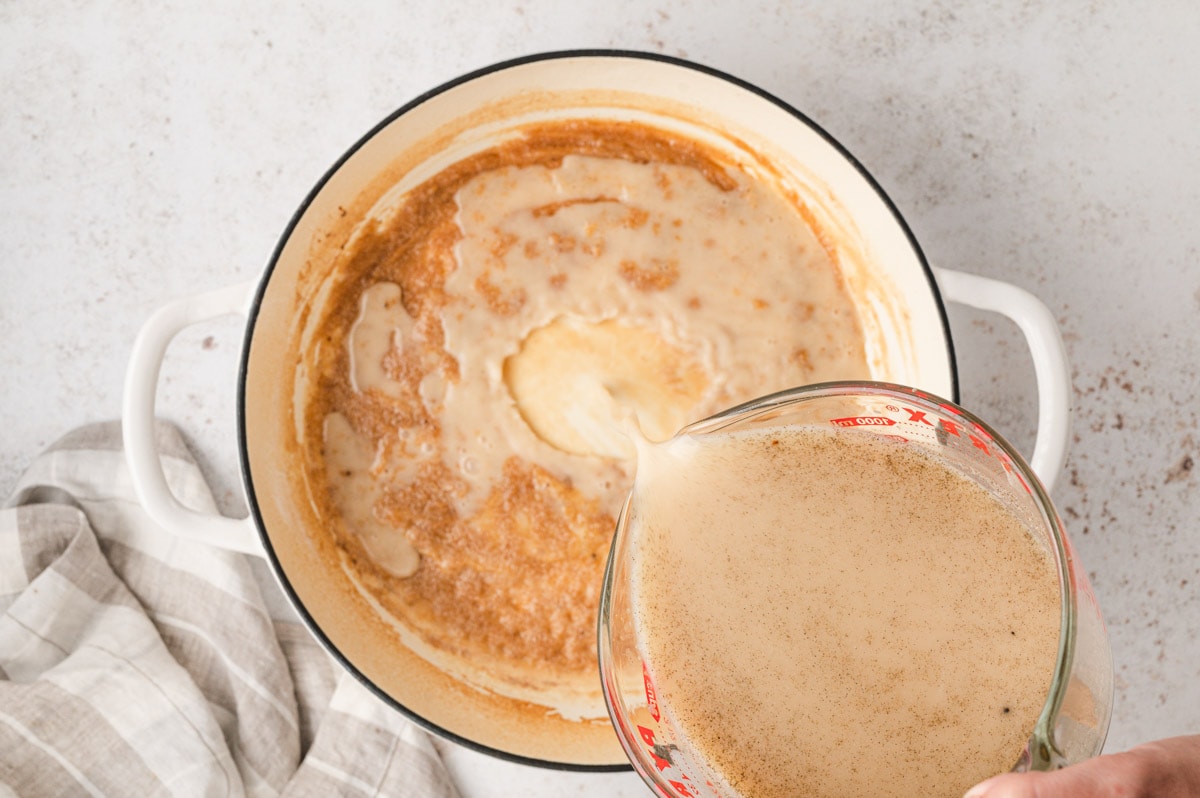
[630,426,1061,797]
[304,120,870,708]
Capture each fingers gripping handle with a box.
[935,268,1072,494]
[122,281,264,555]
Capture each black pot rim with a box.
[235,47,958,773]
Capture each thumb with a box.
[961,754,1130,797]
[960,739,1195,792]
[963,756,1144,798]
[962,737,1200,798]
[962,771,1051,798]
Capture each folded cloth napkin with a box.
[0,421,460,798]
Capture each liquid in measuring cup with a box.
[626,425,1061,798]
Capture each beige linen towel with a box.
[0,421,460,798]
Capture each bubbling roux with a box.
[303,120,870,714]
[629,426,1061,797]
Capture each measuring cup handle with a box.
[934,268,1071,493]
[122,281,265,555]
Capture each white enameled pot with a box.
[122,51,1071,769]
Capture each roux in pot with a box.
[302,119,871,713]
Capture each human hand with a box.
[963,735,1200,797]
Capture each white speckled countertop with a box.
[2,2,1197,795]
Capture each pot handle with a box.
[122,281,265,555]
[934,267,1071,493]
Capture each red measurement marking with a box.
[638,725,673,772]
[830,416,896,428]
[669,780,698,797]
[904,407,934,426]
[643,662,660,722]
[830,405,1034,494]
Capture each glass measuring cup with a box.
[598,381,1112,798]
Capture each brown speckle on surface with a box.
[1165,454,1194,485]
